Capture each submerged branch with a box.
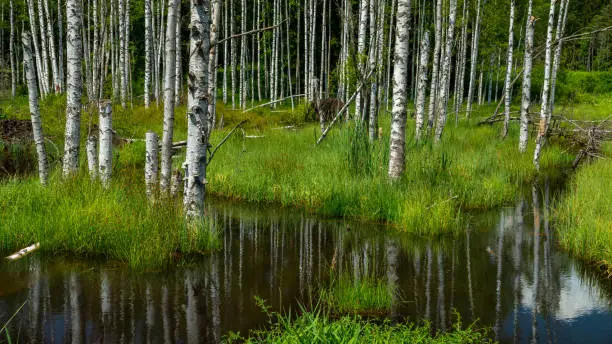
[5,243,40,261]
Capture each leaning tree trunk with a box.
[387,0,412,180]
[145,0,153,108]
[63,0,83,178]
[160,0,179,194]
[519,0,535,153]
[426,0,442,132]
[533,0,557,170]
[208,0,221,130]
[466,0,482,117]
[415,31,430,140]
[98,101,113,187]
[23,32,49,185]
[434,0,457,142]
[184,0,211,219]
[502,0,515,138]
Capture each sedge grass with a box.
[320,273,394,315]
[554,142,612,276]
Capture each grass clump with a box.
[320,274,394,315]
[228,303,488,343]
[0,167,220,270]
[554,142,612,276]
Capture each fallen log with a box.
[5,243,40,261]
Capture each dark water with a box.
[1,182,612,343]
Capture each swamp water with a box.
[1,182,611,343]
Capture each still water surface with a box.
[1,182,611,343]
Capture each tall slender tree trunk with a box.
[257,0,262,101]
[145,0,153,107]
[98,101,113,187]
[23,32,49,185]
[208,0,221,129]
[533,0,557,169]
[355,0,368,117]
[36,0,50,94]
[466,0,482,117]
[223,0,228,104]
[384,0,397,108]
[549,0,569,118]
[26,0,46,95]
[519,0,535,153]
[387,0,412,180]
[42,0,60,93]
[63,0,83,177]
[285,0,294,109]
[175,7,182,103]
[415,31,430,140]
[58,0,65,90]
[502,0,515,138]
[434,0,458,142]
[427,0,442,132]
[160,0,179,194]
[184,0,211,219]
[230,0,236,108]
[240,0,246,108]
[10,0,16,98]
[119,0,127,106]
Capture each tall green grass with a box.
[228,304,488,343]
[320,274,394,315]
[554,142,612,276]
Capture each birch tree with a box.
[175,7,182,103]
[209,0,221,129]
[119,0,127,106]
[145,0,153,108]
[519,0,535,153]
[230,0,236,108]
[415,31,430,140]
[99,101,113,187]
[160,0,179,194]
[63,0,83,177]
[533,0,557,169]
[549,0,570,117]
[387,0,411,180]
[10,0,16,98]
[502,0,515,138]
[466,0,483,117]
[58,0,64,90]
[26,0,46,95]
[184,0,211,219]
[434,0,458,142]
[427,0,442,131]
[23,32,49,185]
[36,0,50,94]
[355,0,368,117]
[223,0,228,104]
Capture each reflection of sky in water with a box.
[520,264,610,321]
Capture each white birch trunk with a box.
[145,131,159,200]
[355,0,368,117]
[98,101,113,187]
[503,0,515,138]
[119,0,127,107]
[42,0,59,93]
[285,0,293,109]
[519,0,535,153]
[209,0,221,129]
[23,32,49,186]
[415,31,430,140]
[230,0,236,108]
[26,0,46,96]
[10,0,16,98]
[145,0,153,108]
[160,0,179,194]
[257,0,261,101]
[434,0,457,142]
[223,0,228,104]
[175,8,182,104]
[36,0,50,94]
[533,0,557,170]
[184,0,211,218]
[549,0,569,118]
[125,0,131,106]
[387,0,411,180]
[63,0,83,177]
[319,0,327,98]
[87,135,98,179]
[466,0,482,117]
[58,0,65,91]
[240,0,246,109]
[426,0,442,131]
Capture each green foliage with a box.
[227,301,489,343]
[554,142,612,277]
[320,274,394,315]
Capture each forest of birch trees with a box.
[0,0,611,216]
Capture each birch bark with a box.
[519,0,535,153]
[63,0,83,177]
[10,0,15,98]
[466,0,482,117]
[502,0,515,138]
[387,0,412,180]
[145,0,153,107]
[415,31,430,140]
[23,32,49,185]
[184,0,211,218]
[427,0,442,131]
[98,101,113,187]
[160,0,179,194]
[209,0,221,129]
[175,8,182,104]
[533,0,557,169]
[434,0,458,142]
